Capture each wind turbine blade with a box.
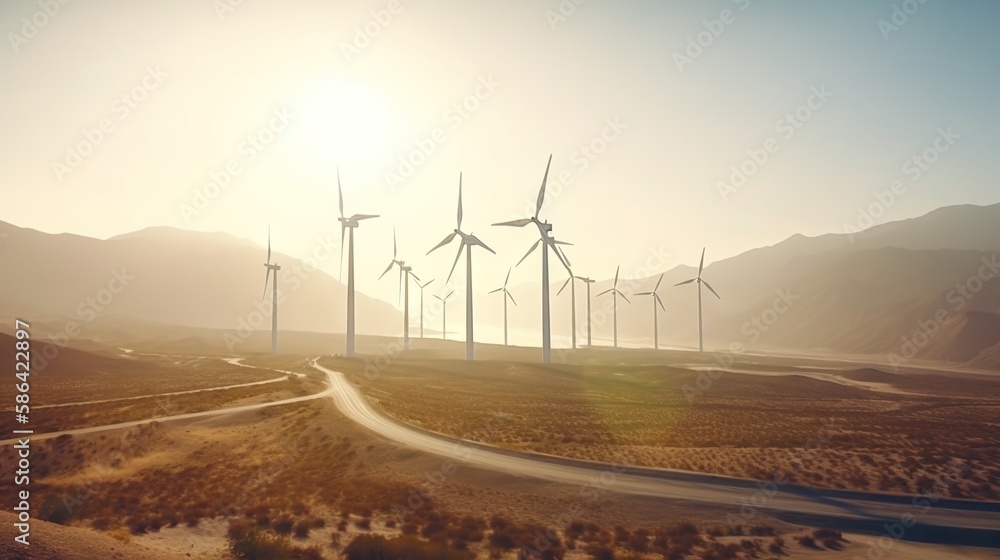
[457,174,464,230]
[433,295,443,302]
[618,291,631,304]
[489,287,503,294]
[553,243,572,270]
[421,279,434,289]
[266,223,271,264]
[702,280,722,300]
[261,268,271,303]
[535,154,552,218]
[337,167,344,219]
[516,239,540,267]
[635,292,652,296]
[493,218,533,228]
[427,232,457,255]
[674,278,696,286]
[504,267,511,288]
[447,241,464,283]
[410,271,421,282]
[552,239,573,246]
[392,228,397,260]
[398,267,403,305]
[378,261,395,280]
[557,277,571,296]
[614,266,620,289]
[654,273,663,292]
[507,291,517,306]
[471,235,496,254]
[350,214,379,221]
[655,293,666,312]
[698,247,705,277]
[597,288,613,297]
[446,290,455,300]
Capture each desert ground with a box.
[1,337,998,559]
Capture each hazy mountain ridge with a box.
[0,221,402,342]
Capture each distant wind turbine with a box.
[556,273,585,350]
[674,248,721,352]
[635,273,667,350]
[261,225,281,354]
[433,290,455,340]
[489,268,518,346]
[493,155,572,364]
[575,276,596,347]
[378,228,420,351]
[416,279,434,338]
[337,167,379,358]
[427,173,495,360]
[597,266,631,348]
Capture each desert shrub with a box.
[37,494,74,525]
[584,544,615,560]
[228,525,297,560]
[343,534,474,560]
[273,516,295,535]
[126,516,148,535]
[355,517,371,530]
[768,536,785,553]
[293,520,311,538]
[796,535,818,549]
[749,525,775,536]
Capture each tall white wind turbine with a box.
[262,225,281,354]
[635,273,667,350]
[674,248,721,352]
[575,276,596,347]
[493,155,572,364]
[597,266,631,348]
[427,174,495,360]
[417,279,434,338]
[337,168,379,358]
[489,268,518,346]
[378,228,421,351]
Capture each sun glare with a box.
[293,78,393,162]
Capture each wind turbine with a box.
[433,290,455,340]
[635,273,667,350]
[337,168,379,358]
[674,248,721,352]
[597,266,631,348]
[378,228,420,351]
[556,273,583,350]
[493,155,572,364]
[427,173,495,360]
[262,225,281,354]
[416,279,434,338]
[575,276,596,347]
[489,268,518,346]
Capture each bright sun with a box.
[293,78,394,162]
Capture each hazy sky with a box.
[2,0,999,306]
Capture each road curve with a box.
[312,362,1000,537]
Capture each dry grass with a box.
[328,356,1000,500]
